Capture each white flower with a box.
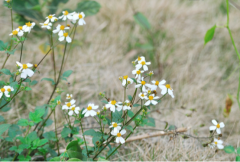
[144,94,159,106]
[62,99,76,110]
[40,20,52,30]
[135,56,145,63]
[122,75,133,86]
[46,14,57,22]
[209,120,225,134]
[59,11,74,21]
[111,129,126,144]
[132,69,144,81]
[16,61,34,79]
[9,28,23,37]
[72,12,86,25]
[106,100,120,112]
[0,86,14,98]
[152,80,174,98]
[211,138,224,149]
[136,59,151,71]
[53,24,70,36]
[59,32,72,43]
[22,22,35,33]
[109,122,122,133]
[66,94,72,99]
[135,77,151,92]
[82,103,99,117]
[123,100,131,111]
[139,92,147,99]
[68,105,80,116]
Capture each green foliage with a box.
[204,25,216,45]
[0,40,8,51]
[41,78,55,85]
[237,147,240,154]
[101,100,108,104]
[123,125,133,132]
[29,108,45,124]
[68,158,82,161]
[128,95,133,101]
[43,131,57,141]
[0,69,12,75]
[127,110,134,118]
[61,70,73,81]
[75,1,101,16]
[134,12,151,30]
[50,157,61,161]
[61,127,72,138]
[98,157,109,161]
[0,124,11,138]
[48,0,68,14]
[0,115,5,122]
[66,140,83,159]
[32,138,48,149]
[224,145,235,154]
[18,155,31,161]
[236,156,240,161]
[29,80,38,86]
[112,110,123,123]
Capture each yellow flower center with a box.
[126,103,130,106]
[141,61,146,65]
[57,101,61,105]
[141,94,144,97]
[127,81,131,84]
[18,26,23,30]
[216,124,220,128]
[44,23,48,26]
[166,84,171,89]
[123,75,128,80]
[148,90,151,94]
[87,106,92,110]
[6,0,10,3]
[64,11,69,15]
[97,111,100,115]
[149,96,154,100]
[113,123,118,127]
[117,133,121,137]
[26,22,32,27]
[12,30,18,35]
[214,141,218,145]
[111,100,116,105]
[66,102,71,107]
[141,81,146,85]
[71,107,75,111]
[1,88,5,92]
[136,70,141,75]
[78,14,83,19]
[67,24,70,27]
[54,18,58,21]
[48,15,53,19]
[63,33,68,37]
[22,64,28,69]
[7,88,11,92]
[60,25,65,30]
[137,56,141,61]
[155,81,159,85]
[103,107,107,110]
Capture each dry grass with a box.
[0,0,240,161]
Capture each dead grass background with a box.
[0,0,240,161]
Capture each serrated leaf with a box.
[6,49,16,55]
[0,40,8,51]
[62,70,73,78]
[18,155,31,161]
[101,100,108,104]
[224,145,235,154]
[8,124,22,139]
[43,131,57,141]
[127,110,134,118]
[0,69,12,75]
[61,127,71,138]
[204,24,216,45]
[66,140,83,159]
[134,12,151,30]
[27,131,38,141]
[50,157,61,161]
[29,80,38,86]
[17,119,29,126]
[123,125,133,132]
[0,124,11,137]
[0,115,5,122]
[41,78,55,85]
[236,156,240,161]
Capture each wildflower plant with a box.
[0,0,237,161]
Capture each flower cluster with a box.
[0,85,14,99]
[16,62,35,79]
[208,119,225,149]
[9,22,35,36]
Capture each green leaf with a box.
[44,118,53,127]
[68,158,82,161]
[127,110,134,118]
[6,49,16,55]
[9,146,24,154]
[236,156,240,161]
[133,104,140,107]
[62,70,73,78]
[123,125,133,132]
[98,157,109,161]
[25,87,32,91]
[18,119,29,126]
[0,115,5,122]
[134,12,151,30]
[33,138,48,147]
[43,131,57,141]
[29,108,45,123]
[224,145,235,154]
[29,80,38,86]
[146,117,155,127]
[66,140,83,159]
[0,124,11,137]
[75,1,101,16]
[112,110,123,123]
[18,155,31,161]
[61,127,71,138]
[50,157,61,161]
[237,147,240,154]
[101,100,108,104]
[0,69,12,75]
[204,24,216,45]
[168,125,176,130]
[41,78,55,85]
[27,131,38,141]
[0,40,8,51]
[128,95,133,101]
[49,0,68,14]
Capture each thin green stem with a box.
[226,0,240,109]
[50,28,56,82]
[19,33,28,62]
[54,108,60,155]
[79,120,89,157]
[1,54,10,69]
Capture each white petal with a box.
[161,86,167,95]
[144,100,150,106]
[216,128,221,134]
[59,36,65,41]
[135,64,142,70]
[116,137,120,143]
[90,110,97,116]
[58,30,63,36]
[219,122,225,128]
[212,120,218,125]
[84,111,90,117]
[143,65,148,71]
[20,72,27,78]
[68,111,73,116]
[151,100,158,105]
[120,129,126,135]
[209,126,216,130]
[217,144,224,149]
[82,109,87,114]
[66,36,72,43]
[119,137,125,144]
[159,80,166,85]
